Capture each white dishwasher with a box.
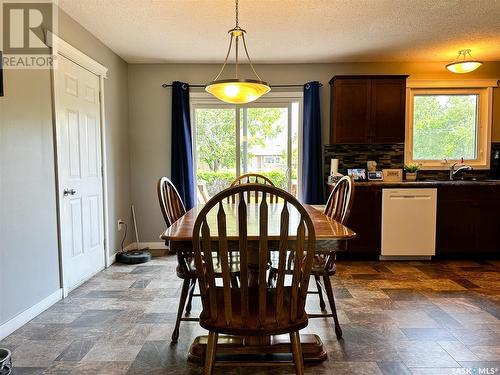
[381,188,437,259]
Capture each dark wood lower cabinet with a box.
[337,184,500,260]
[339,186,381,260]
[435,186,500,258]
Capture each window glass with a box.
[194,108,236,196]
[241,107,289,190]
[412,94,478,160]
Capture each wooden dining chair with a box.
[268,176,354,339]
[158,177,241,343]
[308,175,355,339]
[192,184,316,374]
[157,177,197,343]
[158,177,187,228]
[228,173,277,203]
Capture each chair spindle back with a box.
[228,173,277,204]
[324,176,355,224]
[193,184,316,330]
[157,177,186,227]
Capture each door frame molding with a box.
[48,33,111,296]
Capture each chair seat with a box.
[199,286,309,336]
[176,253,241,279]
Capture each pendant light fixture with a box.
[205,0,270,104]
[446,49,483,73]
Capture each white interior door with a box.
[55,55,105,292]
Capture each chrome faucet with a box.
[450,162,473,180]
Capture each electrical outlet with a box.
[117,219,125,231]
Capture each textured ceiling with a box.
[58,0,500,63]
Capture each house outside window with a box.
[405,79,498,170]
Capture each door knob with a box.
[63,188,76,196]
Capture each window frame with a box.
[190,90,304,196]
[405,79,497,170]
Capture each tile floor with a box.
[1,257,499,374]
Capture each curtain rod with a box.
[161,83,322,88]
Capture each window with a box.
[405,80,497,169]
[191,92,303,200]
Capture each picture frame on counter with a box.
[368,171,384,181]
[347,168,367,181]
[382,169,403,182]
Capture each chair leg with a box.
[323,275,342,339]
[171,278,191,343]
[267,268,277,287]
[289,331,304,375]
[230,274,239,288]
[314,275,326,311]
[204,331,218,375]
[185,278,196,314]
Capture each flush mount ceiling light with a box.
[205,0,270,104]
[446,49,483,73]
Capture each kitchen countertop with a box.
[352,179,500,187]
[327,179,500,187]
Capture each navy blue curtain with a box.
[171,81,195,209]
[301,81,324,204]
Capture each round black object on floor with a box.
[0,348,12,375]
[116,250,151,264]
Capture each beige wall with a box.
[0,9,131,328]
[0,69,61,326]
[128,62,500,242]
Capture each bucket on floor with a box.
[0,348,12,375]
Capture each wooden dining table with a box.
[161,202,356,364]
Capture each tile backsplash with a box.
[324,143,404,175]
[324,142,500,180]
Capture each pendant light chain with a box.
[235,0,239,28]
[235,0,239,78]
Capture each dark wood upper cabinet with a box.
[370,78,406,143]
[329,75,408,144]
[332,78,371,144]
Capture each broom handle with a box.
[131,205,140,250]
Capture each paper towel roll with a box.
[330,159,339,176]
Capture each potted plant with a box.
[404,163,420,181]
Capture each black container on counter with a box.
[492,150,500,179]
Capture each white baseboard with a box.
[0,288,63,340]
[124,243,138,251]
[139,241,168,250]
[107,252,116,267]
[118,242,168,251]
